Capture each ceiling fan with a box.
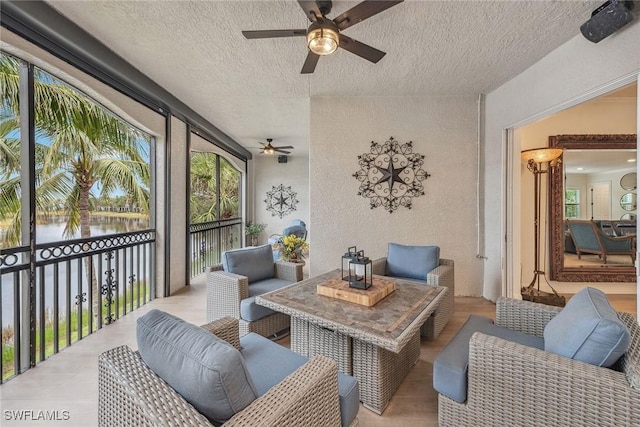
[256,139,294,155]
[242,0,404,74]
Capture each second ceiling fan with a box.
[242,0,404,74]
[257,139,294,155]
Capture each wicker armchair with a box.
[438,297,640,427]
[372,257,454,339]
[207,260,303,337]
[99,317,358,427]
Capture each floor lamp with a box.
[521,147,566,307]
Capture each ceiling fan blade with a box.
[339,35,386,63]
[333,1,404,31]
[301,51,320,74]
[275,149,291,154]
[274,146,294,150]
[242,29,306,39]
[297,0,322,22]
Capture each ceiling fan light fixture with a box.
[264,147,275,155]
[307,22,339,55]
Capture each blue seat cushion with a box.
[433,315,544,403]
[240,278,292,321]
[544,287,630,367]
[223,244,274,283]
[247,277,292,297]
[241,333,359,427]
[137,309,258,425]
[386,243,440,281]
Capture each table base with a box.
[353,330,421,414]
[291,318,421,414]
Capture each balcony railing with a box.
[0,230,155,383]
[190,218,242,278]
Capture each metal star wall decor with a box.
[353,137,431,213]
[264,184,299,218]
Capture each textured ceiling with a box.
[45,0,604,158]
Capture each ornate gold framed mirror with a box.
[549,134,637,282]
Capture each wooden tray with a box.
[316,277,396,307]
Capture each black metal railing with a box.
[190,218,242,278]
[0,230,155,383]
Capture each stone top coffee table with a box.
[256,269,446,414]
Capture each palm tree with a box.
[189,152,240,222]
[0,52,150,318]
[190,151,218,223]
[219,157,240,219]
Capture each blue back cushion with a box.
[386,243,440,281]
[544,287,630,367]
[223,244,274,283]
[137,309,258,425]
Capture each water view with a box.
[1,217,149,327]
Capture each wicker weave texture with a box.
[274,261,304,282]
[207,268,249,320]
[200,317,240,349]
[619,312,640,390]
[495,296,562,337]
[422,259,454,339]
[98,346,212,426]
[239,312,290,338]
[439,301,640,427]
[352,330,421,414]
[207,261,302,338]
[99,346,355,427]
[308,323,353,375]
[225,355,342,427]
[290,317,309,356]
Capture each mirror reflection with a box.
[550,134,637,282]
[620,193,637,211]
[620,172,637,190]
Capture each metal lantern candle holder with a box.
[348,250,372,290]
[342,246,359,281]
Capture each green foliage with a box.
[2,285,150,381]
[245,221,267,236]
[564,188,580,219]
[0,51,151,247]
[190,152,240,223]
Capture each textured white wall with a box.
[484,21,640,301]
[254,155,310,246]
[310,96,482,296]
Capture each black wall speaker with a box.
[278,155,288,163]
[580,0,636,43]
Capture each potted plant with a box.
[245,221,267,246]
[276,234,309,263]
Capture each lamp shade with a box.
[307,22,339,56]
[521,147,563,163]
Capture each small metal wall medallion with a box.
[353,137,431,213]
[264,184,299,218]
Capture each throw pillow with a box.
[544,287,630,367]
[386,243,440,281]
[137,309,258,425]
